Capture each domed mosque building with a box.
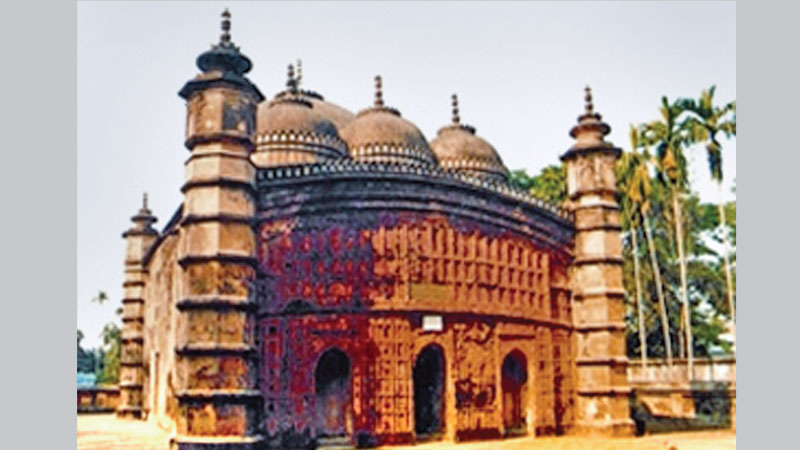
[116,10,634,449]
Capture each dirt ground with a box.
[77,414,735,450]
[387,431,735,450]
[77,413,172,450]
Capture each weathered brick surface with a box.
[141,233,181,432]
[253,173,575,446]
[170,23,266,447]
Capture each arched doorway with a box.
[501,350,528,434]
[315,348,351,438]
[413,344,445,439]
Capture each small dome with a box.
[272,60,355,129]
[340,76,437,167]
[253,65,348,167]
[430,95,509,183]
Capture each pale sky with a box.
[77,1,736,349]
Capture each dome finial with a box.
[296,59,303,88]
[220,8,232,47]
[451,94,460,125]
[127,190,158,235]
[374,75,384,108]
[584,85,594,115]
[287,64,298,94]
[568,85,611,146]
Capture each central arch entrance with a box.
[413,344,445,439]
[315,348,351,438]
[502,350,528,435]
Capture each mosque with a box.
[116,9,634,449]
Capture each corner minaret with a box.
[117,193,159,419]
[561,87,634,436]
[175,9,264,449]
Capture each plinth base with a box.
[567,419,636,437]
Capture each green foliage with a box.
[640,97,693,190]
[620,185,736,357]
[725,201,736,247]
[80,292,122,384]
[508,165,567,204]
[693,312,733,356]
[677,85,736,183]
[616,87,736,358]
[96,322,121,384]
[77,328,97,374]
[508,169,534,190]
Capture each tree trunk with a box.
[643,210,672,367]
[718,182,736,327]
[632,224,648,367]
[672,187,693,380]
[678,307,685,360]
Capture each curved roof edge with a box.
[254,160,572,222]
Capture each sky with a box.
[77,1,736,349]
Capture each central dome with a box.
[340,76,437,167]
[430,95,509,184]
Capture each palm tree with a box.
[91,291,109,305]
[625,126,672,367]
[618,149,648,366]
[680,86,736,327]
[641,97,694,378]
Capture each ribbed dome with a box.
[430,95,509,184]
[340,76,437,167]
[253,66,348,167]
